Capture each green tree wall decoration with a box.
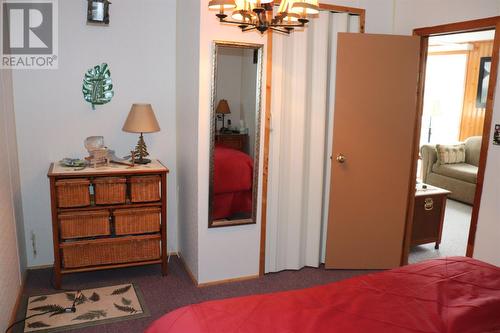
[82,63,114,110]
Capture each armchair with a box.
[420,136,481,204]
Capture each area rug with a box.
[20,283,149,332]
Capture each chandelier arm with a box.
[270,27,291,34]
[219,18,255,25]
[242,26,258,32]
[270,23,305,28]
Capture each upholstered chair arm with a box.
[420,144,437,183]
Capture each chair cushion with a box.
[436,143,466,164]
[432,162,478,184]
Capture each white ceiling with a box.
[429,30,495,46]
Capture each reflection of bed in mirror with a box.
[212,145,253,222]
[209,41,263,228]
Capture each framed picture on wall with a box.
[476,56,492,108]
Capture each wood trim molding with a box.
[318,3,366,33]
[467,19,500,257]
[259,28,273,277]
[401,36,429,266]
[178,252,257,287]
[197,274,259,288]
[403,17,500,264]
[8,271,27,331]
[413,16,500,36]
[177,252,198,286]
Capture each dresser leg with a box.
[162,260,168,276]
[53,266,62,289]
[434,242,440,250]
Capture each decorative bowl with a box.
[84,136,105,152]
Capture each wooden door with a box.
[325,33,421,269]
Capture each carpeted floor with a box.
[409,199,472,264]
[17,257,373,333]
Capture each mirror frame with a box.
[208,40,264,228]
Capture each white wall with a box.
[319,0,395,34]
[0,69,23,331]
[12,0,177,267]
[394,0,500,35]
[176,0,200,280]
[216,48,257,155]
[1,66,26,274]
[241,49,257,157]
[197,4,267,284]
[216,48,244,128]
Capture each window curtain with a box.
[265,12,360,273]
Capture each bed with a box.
[146,257,500,333]
[212,145,253,220]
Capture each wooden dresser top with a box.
[48,159,168,177]
[415,183,451,197]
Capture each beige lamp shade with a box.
[232,0,256,21]
[292,0,319,14]
[216,99,231,114]
[247,0,273,3]
[122,104,160,133]
[208,0,237,9]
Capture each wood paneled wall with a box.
[459,40,494,141]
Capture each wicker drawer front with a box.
[94,177,127,205]
[114,207,161,235]
[56,179,90,208]
[59,210,110,239]
[130,176,161,203]
[61,235,160,268]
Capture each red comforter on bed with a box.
[212,146,253,219]
[146,257,500,333]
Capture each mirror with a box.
[209,41,264,228]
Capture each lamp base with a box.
[135,158,151,165]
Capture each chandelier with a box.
[208,0,319,34]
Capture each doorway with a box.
[411,30,495,263]
[403,17,500,265]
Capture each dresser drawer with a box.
[61,235,160,268]
[93,177,127,205]
[215,134,248,152]
[59,210,110,239]
[130,176,161,203]
[113,207,161,235]
[55,179,91,208]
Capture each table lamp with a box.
[216,99,231,132]
[122,103,160,164]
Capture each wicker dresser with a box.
[47,160,168,288]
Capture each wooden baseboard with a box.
[177,252,198,286]
[176,252,260,287]
[8,270,27,330]
[197,274,259,288]
[26,263,53,270]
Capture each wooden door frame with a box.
[401,16,500,265]
[258,3,366,276]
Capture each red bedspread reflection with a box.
[212,146,253,220]
[146,257,500,333]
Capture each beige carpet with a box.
[22,284,148,332]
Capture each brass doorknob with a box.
[336,154,346,163]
